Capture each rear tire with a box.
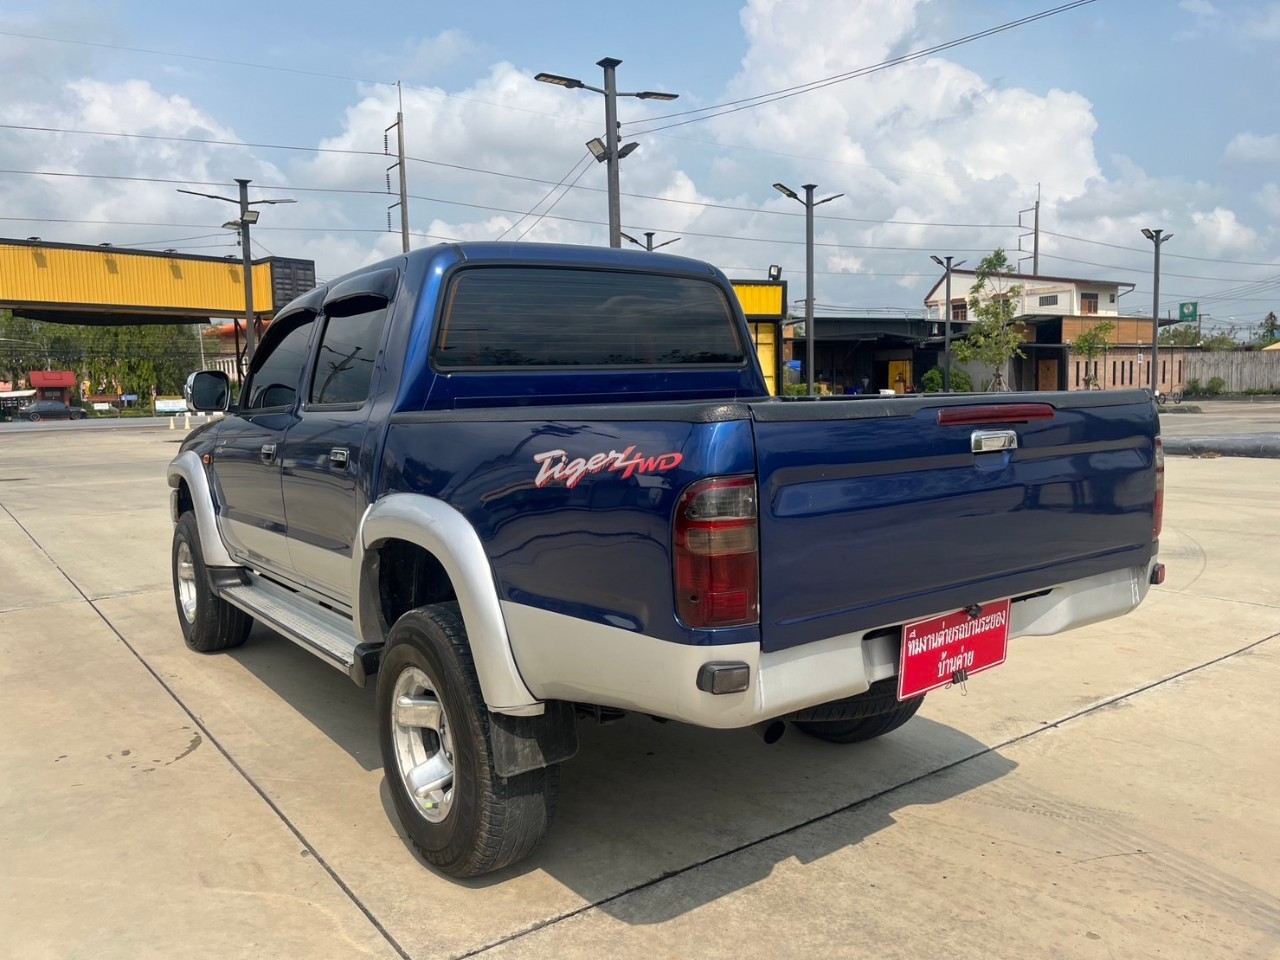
[69,410,82,420]
[27,412,40,422]
[171,512,251,653]
[378,603,558,878]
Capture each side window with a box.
[244,315,317,410]
[309,301,391,405]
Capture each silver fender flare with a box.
[167,451,237,568]
[355,493,542,717]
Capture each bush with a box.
[1185,378,1202,396]
[783,383,808,396]
[1206,376,1227,396]
[920,367,973,393]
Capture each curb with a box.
[1163,435,1280,459]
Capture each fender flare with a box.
[167,451,237,568]
[355,493,542,717]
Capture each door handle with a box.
[971,429,1018,454]
[260,442,276,463]
[329,447,350,468]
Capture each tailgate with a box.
[749,391,1158,652]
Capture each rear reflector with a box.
[1153,436,1164,540]
[937,403,1056,426]
[674,476,759,629]
[1150,563,1166,585]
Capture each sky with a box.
[1,0,1278,335]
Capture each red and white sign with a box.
[897,599,1011,701]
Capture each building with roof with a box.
[923,269,1188,392]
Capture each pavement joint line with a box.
[0,497,414,960]
[453,626,1280,960]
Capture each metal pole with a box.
[644,231,655,251]
[598,57,622,248]
[237,178,256,364]
[1032,196,1040,275]
[804,184,816,397]
[396,110,410,253]
[943,257,953,392]
[1151,233,1161,392]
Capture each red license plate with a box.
[897,599,1012,701]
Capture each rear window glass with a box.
[433,267,745,368]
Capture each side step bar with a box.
[218,574,381,686]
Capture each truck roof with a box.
[416,241,722,280]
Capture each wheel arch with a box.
[356,493,542,717]
[167,451,236,567]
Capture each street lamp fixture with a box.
[774,181,843,396]
[534,72,584,89]
[930,255,967,392]
[178,180,296,373]
[621,231,681,252]
[586,138,607,162]
[537,57,678,248]
[768,265,782,281]
[1141,227,1174,393]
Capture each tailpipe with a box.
[751,719,786,744]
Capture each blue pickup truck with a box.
[170,241,1164,877]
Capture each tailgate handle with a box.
[972,430,1018,454]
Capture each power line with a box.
[627,1,1098,136]
[496,153,593,242]
[0,150,1021,229]
[516,156,596,242]
[1041,229,1280,266]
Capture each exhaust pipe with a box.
[751,719,786,744]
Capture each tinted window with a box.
[310,304,389,404]
[244,315,316,410]
[434,267,745,368]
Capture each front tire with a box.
[27,412,40,422]
[171,512,251,652]
[378,603,558,878]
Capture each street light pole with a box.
[931,255,966,391]
[1142,228,1173,394]
[177,181,296,377]
[536,60,678,249]
[774,182,843,396]
[599,58,623,248]
[237,179,257,362]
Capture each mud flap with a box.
[489,700,578,778]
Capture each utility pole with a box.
[1032,189,1040,274]
[385,82,410,253]
[1141,227,1173,393]
[773,182,843,396]
[536,60,678,249]
[931,254,967,391]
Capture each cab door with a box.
[281,267,398,603]
[207,309,318,578]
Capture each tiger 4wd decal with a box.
[533,446,683,489]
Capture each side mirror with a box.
[185,371,231,412]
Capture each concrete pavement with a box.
[0,432,1277,959]
[1160,399,1280,458]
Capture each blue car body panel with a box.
[186,241,1158,660]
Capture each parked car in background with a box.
[17,400,82,422]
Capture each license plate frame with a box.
[897,598,1012,701]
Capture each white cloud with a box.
[2,0,1274,317]
[1223,132,1280,164]
[1179,0,1218,15]
[1251,2,1280,39]
[1256,183,1280,219]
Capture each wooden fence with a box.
[1185,352,1280,392]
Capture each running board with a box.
[219,574,381,686]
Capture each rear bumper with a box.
[504,558,1157,728]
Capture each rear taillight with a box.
[1153,436,1164,540]
[674,476,759,629]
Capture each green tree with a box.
[0,312,204,396]
[950,248,1025,391]
[1260,311,1279,346]
[1070,320,1114,389]
[1158,324,1201,346]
